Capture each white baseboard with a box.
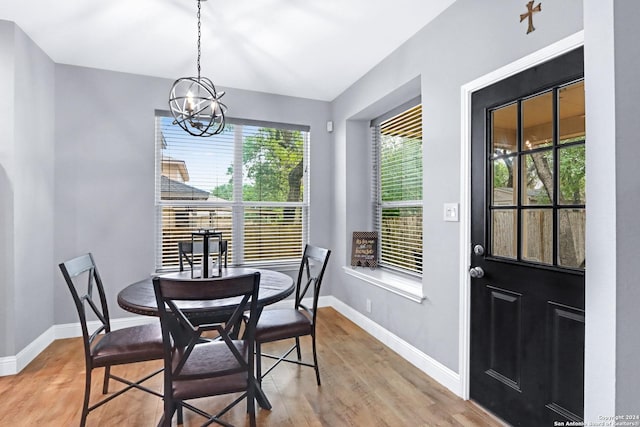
[53,316,157,340]
[0,316,157,376]
[0,325,55,376]
[0,298,462,399]
[0,355,17,376]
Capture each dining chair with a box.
[252,244,331,386]
[153,272,261,427]
[58,253,164,427]
[178,239,228,271]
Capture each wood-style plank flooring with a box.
[0,308,504,427]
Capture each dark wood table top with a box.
[118,267,295,318]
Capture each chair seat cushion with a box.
[91,322,164,367]
[254,309,312,343]
[173,371,249,401]
[171,340,250,401]
[173,341,249,380]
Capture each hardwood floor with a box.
[0,308,504,427]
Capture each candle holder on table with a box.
[190,229,223,278]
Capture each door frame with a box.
[458,31,585,400]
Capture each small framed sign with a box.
[351,231,378,268]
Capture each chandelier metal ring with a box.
[169,0,226,137]
[169,77,226,137]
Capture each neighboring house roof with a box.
[206,194,232,203]
[161,175,210,200]
[161,157,190,182]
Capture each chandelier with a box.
[169,0,226,137]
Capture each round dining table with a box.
[117,267,294,411]
[118,267,295,319]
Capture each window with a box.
[372,101,423,275]
[490,80,585,269]
[155,113,309,270]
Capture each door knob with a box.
[469,266,485,278]
[473,244,485,256]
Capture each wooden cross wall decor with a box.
[520,1,542,34]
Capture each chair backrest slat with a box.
[84,295,108,325]
[155,276,253,300]
[294,245,331,315]
[62,253,96,278]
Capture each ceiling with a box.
[0,0,456,101]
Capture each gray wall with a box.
[53,65,169,324]
[583,0,617,419]
[331,0,583,372]
[13,22,55,352]
[0,21,55,356]
[611,1,640,415]
[0,21,16,358]
[584,0,640,418]
[53,64,333,325]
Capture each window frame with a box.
[371,97,423,277]
[155,111,310,271]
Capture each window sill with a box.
[342,266,424,303]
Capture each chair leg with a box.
[159,398,176,427]
[295,337,302,361]
[256,342,262,384]
[81,368,92,427]
[177,404,183,425]
[311,333,321,386]
[156,413,168,427]
[102,365,111,394]
[247,375,256,427]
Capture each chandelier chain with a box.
[197,0,201,79]
[169,0,226,137]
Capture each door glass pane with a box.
[558,208,586,269]
[559,81,585,144]
[491,104,517,156]
[492,156,517,206]
[521,209,553,264]
[522,150,553,205]
[523,92,553,150]
[486,79,585,270]
[491,209,517,259]
[558,145,586,205]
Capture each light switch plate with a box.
[443,203,459,222]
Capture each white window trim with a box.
[342,266,424,303]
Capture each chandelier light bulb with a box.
[186,91,195,113]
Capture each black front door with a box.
[470,48,586,426]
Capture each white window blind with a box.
[155,114,309,270]
[372,103,423,275]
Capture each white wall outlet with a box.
[366,298,372,313]
[443,202,459,222]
